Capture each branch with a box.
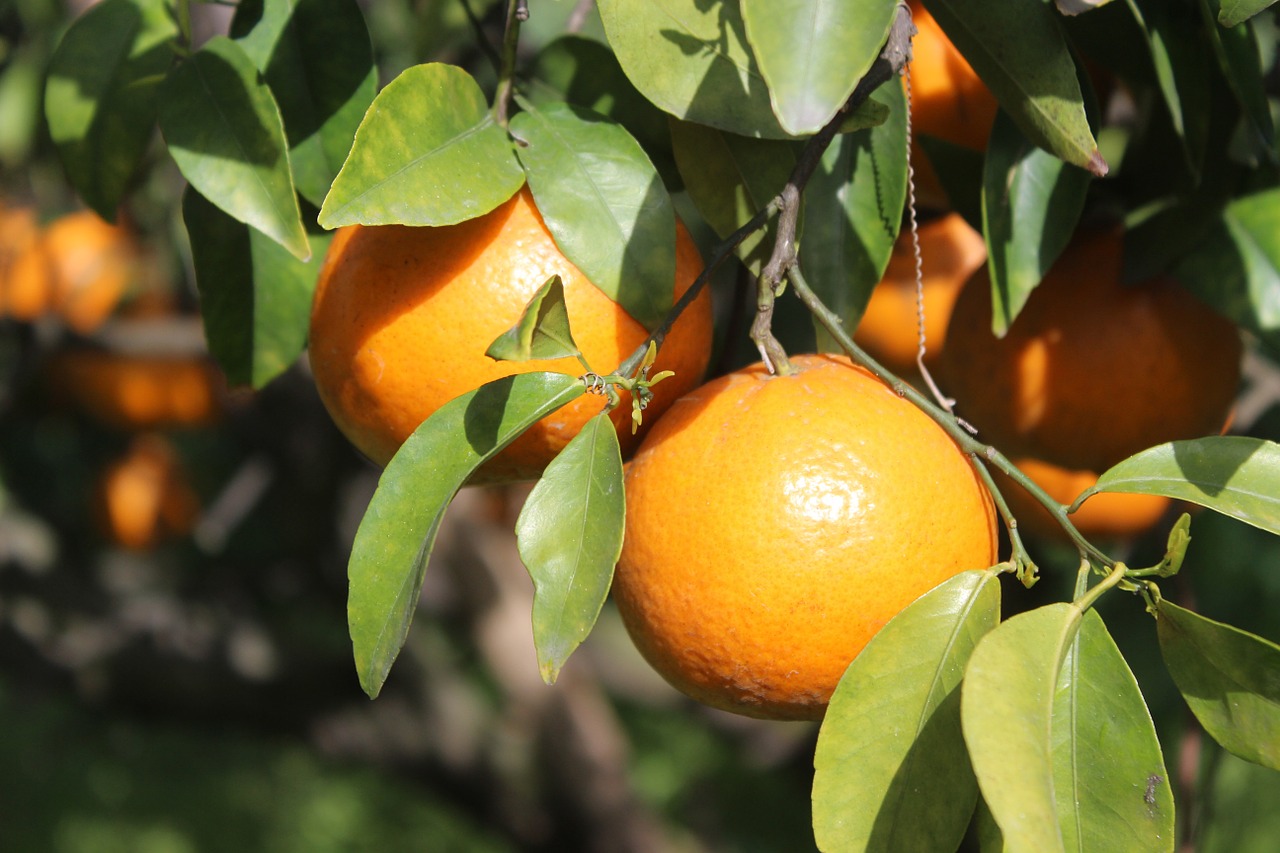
[492,0,529,128]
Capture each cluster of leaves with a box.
[40,0,1280,850]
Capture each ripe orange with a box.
[95,433,199,551]
[0,204,46,321]
[906,0,998,209]
[308,186,712,481]
[999,455,1170,542]
[942,228,1242,473]
[612,353,999,721]
[46,349,225,429]
[854,212,986,376]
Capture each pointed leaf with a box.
[510,101,675,332]
[1217,0,1277,26]
[1199,0,1275,148]
[159,36,310,260]
[183,187,330,388]
[981,110,1090,335]
[595,0,790,139]
[1080,438,1280,535]
[813,570,1000,853]
[516,413,625,684]
[920,0,1106,175]
[44,0,177,220]
[231,0,377,208]
[319,63,524,228]
[1157,600,1280,770]
[485,275,581,362]
[669,118,796,275]
[1052,610,1174,852]
[802,83,907,353]
[741,0,895,135]
[348,373,585,698]
[962,602,1083,853]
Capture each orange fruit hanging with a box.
[612,353,998,721]
[45,349,225,429]
[0,203,46,321]
[95,433,200,551]
[854,212,986,377]
[942,228,1241,473]
[308,186,712,482]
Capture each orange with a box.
[999,456,1170,542]
[95,433,199,551]
[46,349,225,429]
[906,0,998,210]
[612,353,999,721]
[1,204,47,321]
[854,212,986,377]
[308,186,712,481]
[942,228,1242,473]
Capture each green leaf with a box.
[1052,610,1174,852]
[1157,600,1280,771]
[962,602,1082,853]
[1217,0,1276,26]
[920,0,1106,175]
[802,84,907,353]
[485,275,581,363]
[182,187,330,388]
[741,0,895,135]
[1080,437,1280,535]
[669,118,795,275]
[159,36,310,260]
[981,110,1090,335]
[813,570,1000,853]
[44,0,177,221]
[510,101,675,332]
[1199,0,1275,148]
[230,0,377,209]
[515,413,625,684]
[348,373,585,698]
[595,0,791,139]
[318,63,525,228]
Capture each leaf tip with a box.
[1086,149,1109,178]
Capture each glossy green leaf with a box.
[813,570,1000,853]
[319,63,524,228]
[1157,600,1280,770]
[230,0,377,208]
[962,602,1083,853]
[595,0,790,139]
[485,275,581,363]
[510,101,675,332]
[981,109,1090,335]
[44,0,177,221]
[1080,437,1280,535]
[348,373,585,698]
[1052,610,1174,852]
[803,84,908,354]
[1217,0,1276,26]
[920,0,1106,175]
[669,119,795,275]
[1199,0,1275,147]
[182,188,329,388]
[741,0,895,135]
[516,413,625,684]
[159,36,310,260]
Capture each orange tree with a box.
[37,0,1280,850]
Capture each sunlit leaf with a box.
[485,275,581,363]
[741,0,895,135]
[348,373,585,698]
[319,63,524,228]
[1157,600,1280,771]
[1081,438,1280,535]
[230,0,377,208]
[44,0,177,220]
[920,0,1106,174]
[516,413,625,683]
[813,570,1000,853]
[510,101,675,331]
[981,109,1090,335]
[1217,0,1277,27]
[595,0,790,139]
[962,602,1082,853]
[159,36,310,260]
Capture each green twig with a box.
[492,0,528,128]
[1075,562,1128,612]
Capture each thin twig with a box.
[492,0,528,127]
[458,0,502,74]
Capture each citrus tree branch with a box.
[492,0,528,127]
